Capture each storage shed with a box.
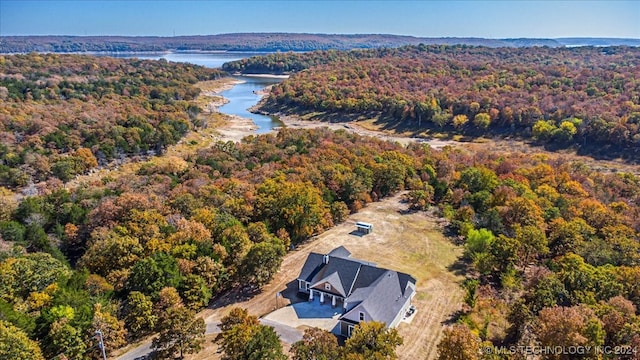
[356,221,373,234]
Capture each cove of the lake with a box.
[217,77,284,134]
[104,52,284,133]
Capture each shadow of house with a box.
[292,299,342,319]
[279,279,309,305]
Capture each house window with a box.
[305,282,310,290]
[325,283,331,291]
[348,325,354,337]
[359,312,365,321]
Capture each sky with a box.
[1,0,638,39]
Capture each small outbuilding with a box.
[355,221,373,234]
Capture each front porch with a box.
[307,288,345,309]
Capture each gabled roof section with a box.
[297,249,363,294]
[398,272,417,297]
[349,264,387,293]
[313,256,361,294]
[344,284,374,308]
[311,271,347,297]
[341,270,414,326]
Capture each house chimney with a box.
[323,254,329,264]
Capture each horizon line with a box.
[1,33,639,41]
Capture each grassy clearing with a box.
[200,193,464,360]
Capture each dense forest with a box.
[0,53,224,187]
[227,45,640,159]
[1,123,639,358]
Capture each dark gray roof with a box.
[297,252,362,297]
[328,246,351,259]
[342,271,412,325]
[398,272,417,297]
[349,265,387,294]
[310,256,362,295]
[298,253,324,282]
[297,247,416,327]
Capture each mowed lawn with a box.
[192,192,464,360]
[308,195,465,360]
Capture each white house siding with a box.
[389,294,413,328]
[390,283,416,328]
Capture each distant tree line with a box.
[0,34,573,53]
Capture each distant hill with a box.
[1,33,637,54]
[556,37,640,47]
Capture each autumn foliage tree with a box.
[256,175,331,244]
[0,320,45,360]
[291,327,340,360]
[0,53,223,186]
[124,291,157,338]
[218,307,286,360]
[89,303,127,358]
[437,324,481,360]
[248,45,640,158]
[152,304,206,359]
[343,321,403,360]
[0,102,638,360]
[533,305,605,360]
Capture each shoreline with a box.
[273,113,457,149]
[214,114,259,142]
[197,77,245,95]
[206,78,460,151]
[234,73,290,79]
[197,78,260,142]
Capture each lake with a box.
[217,76,284,134]
[105,52,284,133]
[105,51,267,69]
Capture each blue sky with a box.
[1,0,638,38]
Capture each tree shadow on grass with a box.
[447,258,469,277]
[442,309,467,326]
[208,284,262,310]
